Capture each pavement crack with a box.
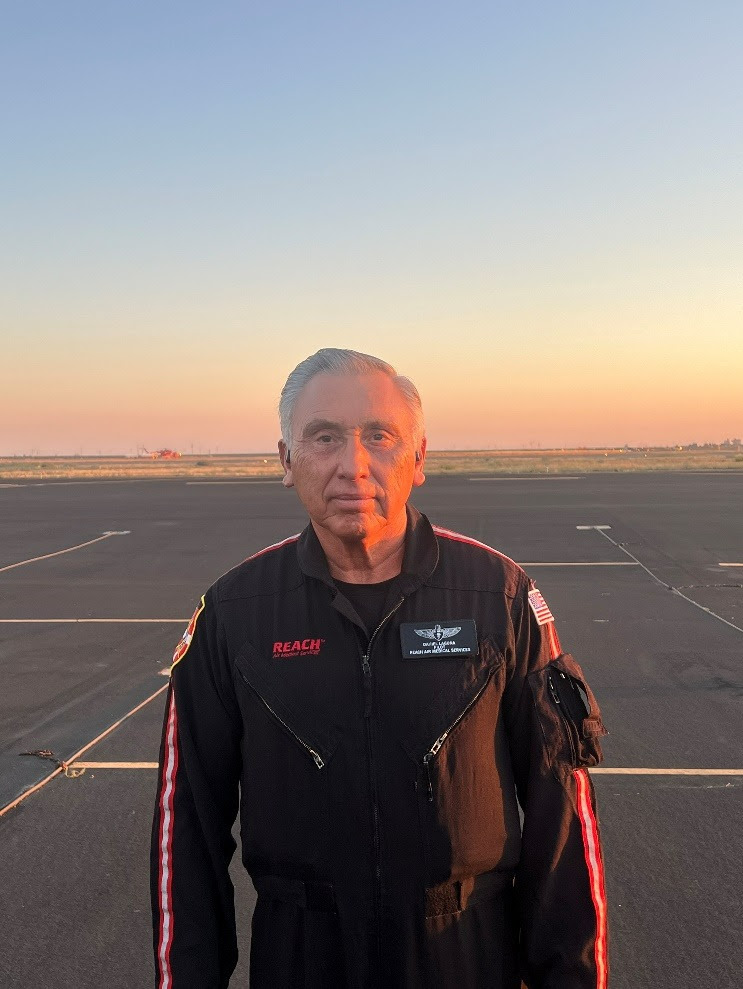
[676,583,743,589]
[19,748,85,777]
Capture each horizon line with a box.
[2,442,742,460]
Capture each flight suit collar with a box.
[296,505,440,599]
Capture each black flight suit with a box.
[151,506,609,988]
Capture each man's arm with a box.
[505,576,609,989]
[150,588,242,989]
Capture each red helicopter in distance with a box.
[138,447,182,459]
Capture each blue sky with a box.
[2,2,741,453]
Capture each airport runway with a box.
[1,472,742,988]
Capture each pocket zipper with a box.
[422,671,492,801]
[547,670,577,766]
[239,671,325,769]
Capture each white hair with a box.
[279,348,425,450]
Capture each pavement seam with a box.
[0,531,130,573]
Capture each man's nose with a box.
[337,435,370,478]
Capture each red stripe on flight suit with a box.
[546,620,562,659]
[157,688,179,988]
[433,528,564,657]
[243,533,300,563]
[574,767,608,989]
[431,525,521,570]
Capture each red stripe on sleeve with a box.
[574,768,609,989]
[546,621,562,659]
[156,688,179,988]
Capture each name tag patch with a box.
[400,619,478,658]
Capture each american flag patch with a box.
[528,587,554,626]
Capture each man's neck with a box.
[312,513,407,584]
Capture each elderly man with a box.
[151,348,608,988]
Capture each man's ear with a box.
[278,440,294,488]
[412,436,427,487]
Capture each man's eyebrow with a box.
[300,418,401,438]
[364,420,400,435]
[301,419,343,437]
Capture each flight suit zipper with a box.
[422,670,493,801]
[547,669,577,766]
[238,671,325,768]
[361,596,405,977]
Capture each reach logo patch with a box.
[273,638,325,657]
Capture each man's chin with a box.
[330,519,374,541]
[322,512,382,541]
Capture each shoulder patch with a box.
[528,587,554,626]
[171,596,205,671]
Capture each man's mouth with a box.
[332,494,376,505]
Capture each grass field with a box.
[2,448,742,480]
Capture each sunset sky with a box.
[2,2,741,454]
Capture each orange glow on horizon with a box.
[3,312,740,454]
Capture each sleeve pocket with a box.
[528,653,608,778]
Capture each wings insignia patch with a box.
[415,624,462,641]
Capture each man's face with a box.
[279,371,426,544]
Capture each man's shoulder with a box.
[211,532,303,603]
[431,524,526,597]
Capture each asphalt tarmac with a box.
[1,472,742,988]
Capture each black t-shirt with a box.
[333,577,398,636]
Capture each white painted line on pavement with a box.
[0,531,131,573]
[186,480,279,485]
[519,561,638,567]
[49,764,743,776]
[470,476,582,481]
[719,563,743,567]
[0,618,186,623]
[589,768,743,776]
[576,525,611,530]
[70,761,159,769]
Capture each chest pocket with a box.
[399,639,504,768]
[235,643,343,873]
[399,642,514,884]
[235,644,341,769]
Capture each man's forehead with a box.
[292,371,410,423]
